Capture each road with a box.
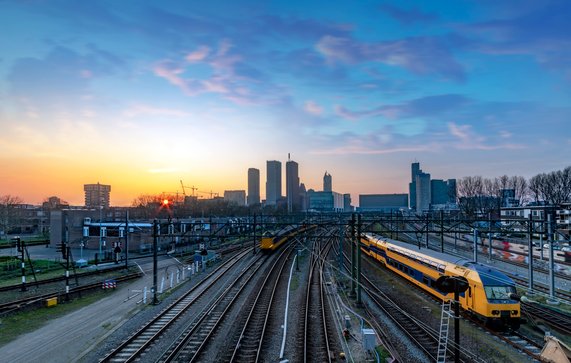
[0,254,190,363]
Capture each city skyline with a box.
[1,1,570,206]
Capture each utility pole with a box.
[440,211,444,253]
[350,214,356,297]
[125,209,129,269]
[356,214,362,306]
[527,214,534,293]
[253,213,257,255]
[152,219,159,305]
[17,238,26,292]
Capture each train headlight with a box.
[511,310,518,315]
[492,310,500,315]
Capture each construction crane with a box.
[180,180,197,197]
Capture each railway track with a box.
[100,248,252,363]
[509,275,571,302]
[521,301,571,335]
[345,238,545,362]
[0,272,142,314]
[229,245,295,362]
[157,253,267,362]
[302,233,337,362]
[0,265,127,292]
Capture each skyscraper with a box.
[323,171,332,192]
[416,173,431,212]
[409,162,421,210]
[286,156,300,212]
[266,161,282,206]
[247,168,260,206]
[84,183,111,208]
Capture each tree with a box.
[0,195,24,237]
[528,167,571,205]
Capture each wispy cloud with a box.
[448,122,523,150]
[335,94,470,121]
[380,4,438,25]
[123,104,190,118]
[316,35,466,81]
[304,100,324,116]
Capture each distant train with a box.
[361,234,521,329]
[260,224,315,251]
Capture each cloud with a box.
[380,4,438,25]
[122,104,190,118]
[447,122,523,150]
[153,40,285,105]
[335,94,470,121]
[316,35,466,81]
[186,46,210,62]
[7,46,123,115]
[461,1,571,75]
[304,101,323,116]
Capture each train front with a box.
[466,262,521,329]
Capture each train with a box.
[260,224,315,251]
[361,234,521,329]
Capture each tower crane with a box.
[180,180,198,197]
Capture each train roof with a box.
[369,234,515,287]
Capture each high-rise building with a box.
[415,173,431,212]
[409,162,421,210]
[286,156,300,212]
[266,160,282,206]
[224,190,246,206]
[343,193,353,212]
[431,179,457,206]
[323,171,332,192]
[84,183,111,208]
[247,168,260,206]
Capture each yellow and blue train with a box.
[260,224,314,251]
[362,234,521,329]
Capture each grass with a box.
[0,290,111,346]
[375,345,391,361]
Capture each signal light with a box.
[56,242,68,259]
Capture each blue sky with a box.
[0,0,570,205]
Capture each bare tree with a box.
[528,166,571,205]
[0,195,24,237]
[509,176,528,206]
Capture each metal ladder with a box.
[436,300,452,363]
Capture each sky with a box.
[1,0,570,206]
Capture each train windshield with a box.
[484,286,516,301]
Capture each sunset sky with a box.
[1,1,570,206]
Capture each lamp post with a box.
[99,205,103,257]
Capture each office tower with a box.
[266,160,282,206]
[224,190,246,206]
[323,171,332,192]
[84,183,111,208]
[286,156,300,212]
[409,162,421,210]
[431,179,457,206]
[247,168,260,206]
[415,173,431,212]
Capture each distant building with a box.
[266,160,282,206]
[286,156,300,212]
[501,189,518,207]
[84,183,111,208]
[359,194,408,212]
[247,168,260,206]
[224,190,246,206]
[323,171,332,192]
[409,162,421,210]
[308,190,344,212]
[415,173,431,212]
[343,193,353,212]
[431,179,456,206]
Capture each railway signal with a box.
[56,242,68,260]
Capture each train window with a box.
[484,286,516,300]
[422,276,428,285]
[468,287,472,297]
